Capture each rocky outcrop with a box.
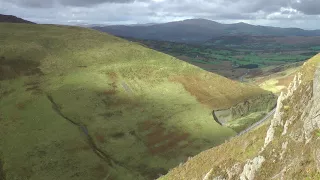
[202,168,214,180]
[263,73,303,148]
[263,92,285,148]
[239,156,265,180]
[226,163,242,179]
[213,93,276,125]
[280,141,288,160]
[302,67,320,143]
[285,73,302,99]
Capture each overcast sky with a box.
[1,0,320,29]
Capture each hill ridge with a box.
[93,18,320,43]
[0,14,35,24]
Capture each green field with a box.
[130,38,317,80]
[0,23,274,180]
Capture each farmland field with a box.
[129,37,318,82]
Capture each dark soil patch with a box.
[0,57,43,80]
[110,132,125,139]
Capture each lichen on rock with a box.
[226,163,241,179]
[239,156,265,180]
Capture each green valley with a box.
[0,23,275,180]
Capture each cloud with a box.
[290,0,320,15]
[1,0,320,29]
[1,0,139,8]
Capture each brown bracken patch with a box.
[276,75,295,87]
[16,102,26,110]
[107,72,118,82]
[138,120,191,155]
[169,75,239,109]
[95,132,106,143]
[103,89,116,95]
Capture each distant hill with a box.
[93,19,320,43]
[207,35,320,45]
[0,14,35,24]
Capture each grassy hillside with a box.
[0,23,273,180]
[160,54,320,180]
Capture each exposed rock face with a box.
[239,156,265,180]
[226,163,242,179]
[213,93,276,125]
[202,168,214,180]
[263,92,285,148]
[273,92,285,126]
[285,73,302,99]
[303,67,320,143]
[213,176,226,180]
[263,73,303,148]
[280,141,288,160]
[282,116,295,136]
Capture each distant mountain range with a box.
[0,14,35,24]
[93,19,320,43]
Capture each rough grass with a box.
[159,120,270,180]
[0,23,272,180]
[225,111,266,133]
[251,64,301,94]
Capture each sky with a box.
[1,0,320,29]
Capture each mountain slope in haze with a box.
[0,14,35,24]
[206,35,320,48]
[0,23,275,180]
[160,54,320,180]
[93,19,320,43]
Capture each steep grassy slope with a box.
[0,23,274,180]
[160,54,320,180]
